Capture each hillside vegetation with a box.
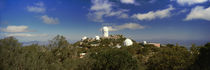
[0,35,210,70]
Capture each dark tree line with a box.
[0,35,210,70]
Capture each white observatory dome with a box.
[82,36,87,41]
[124,38,133,46]
[95,36,100,40]
[103,26,109,31]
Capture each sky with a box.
[0,0,210,42]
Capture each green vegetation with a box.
[0,35,210,70]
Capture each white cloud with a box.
[88,0,129,22]
[179,9,187,13]
[106,9,129,17]
[41,15,59,24]
[105,23,145,31]
[174,9,188,15]
[6,33,48,37]
[176,0,208,5]
[90,0,112,11]
[119,13,129,18]
[132,5,174,20]
[185,6,210,21]
[27,2,59,24]
[120,0,135,4]
[35,2,44,7]
[149,0,157,3]
[1,25,31,32]
[27,2,45,13]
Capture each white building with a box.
[102,26,109,37]
[95,36,100,40]
[79,53,86,58]
[143,41,160,47]
[124,38,133,46]
[143,41,147,45]
[81,36,87,41]
[148,43,160,47]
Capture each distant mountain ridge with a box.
[22,41,48,46]
[136,39,210,48]
[22,39,210,48]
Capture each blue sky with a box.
[0,0,210,42]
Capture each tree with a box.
[90,49,139,70]
[0,36,22,47]
[191,43,210,70]
[49,35,70,48]
[0,37,22,70]
[146,46,192,70]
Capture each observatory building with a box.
[102,26,109,37]
[124,38,133,46]
[143,41,160,47]
[95,36,100,40]
[81,36,87,41]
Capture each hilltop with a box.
[1,35,210,70]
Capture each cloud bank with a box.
[132,5,174,20]
[176,0,208,5]
[88,0,129,22]
[1,25,31,32]
[120,0,135,4]
[106,23,145,31]
[6,33,48,37]
[27,2,45,13]
[1,25,48,38]
[185,6,210,21]
[41,15,59,24]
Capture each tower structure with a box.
[102,26,109,37]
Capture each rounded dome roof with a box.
[103,26,109,31]
[95,36,100,40]
[124,38,133,46]
[82,36,87,40]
